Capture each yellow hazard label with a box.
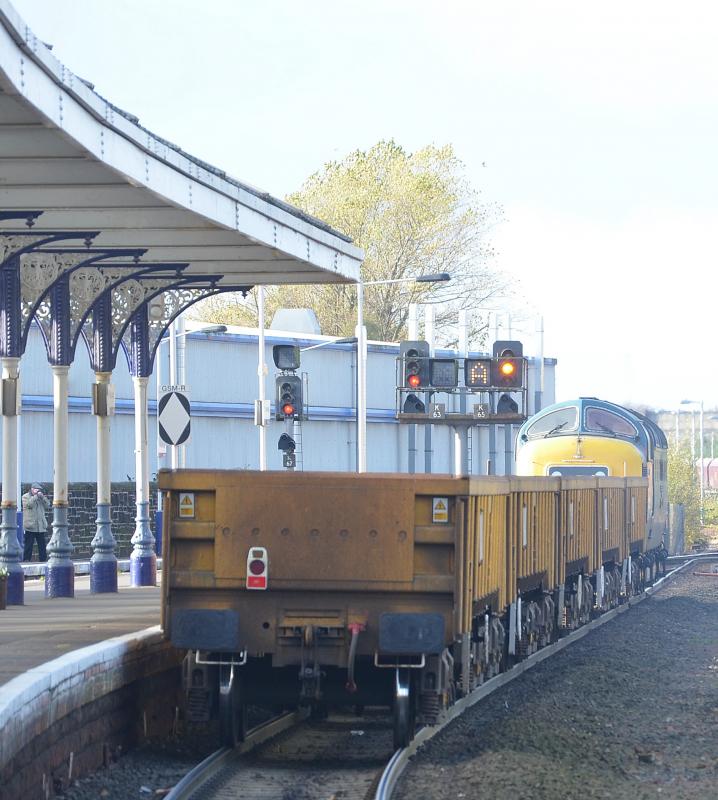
[179,492,195,518]
[432,497,449,523]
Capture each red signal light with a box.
[282,403,295,416]
[249,559,265,575]
[408,374,421,388]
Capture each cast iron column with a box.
[131,374,155,585]
[0,255,24,604]
[90,370,117,592]
[89,291,118,592]
[130,308,156,585]
[46,364,73,596]
[0,357,23,604]
[45,276,74,597]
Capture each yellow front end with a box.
[516,435,644,477]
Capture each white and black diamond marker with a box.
[158,391,191,445]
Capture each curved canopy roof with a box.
[0,0,362,287]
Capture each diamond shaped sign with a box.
[158,390,191,445]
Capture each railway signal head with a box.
[429,358,459,388]
[276,375,303,419]
[399,340,430,389]
[464,358,492,389]
[402,393,426,414]
[492,340,524,359]
[497,393,519,414]
[277,433,296,452]
[491,340,525,389]
[272,344,301,371]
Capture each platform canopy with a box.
[0,0,362,287]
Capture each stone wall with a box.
[0,630,183,800]
[20,482,158,560]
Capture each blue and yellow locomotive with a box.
[515,397,669,543]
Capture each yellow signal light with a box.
[500,361,516,377]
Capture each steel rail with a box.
[666,550,718,565]
[374,559,699,800]
[165,709,305,800]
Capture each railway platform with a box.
[0,573,160,686]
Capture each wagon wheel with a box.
[392,668,415,750]
[219,663,247,747]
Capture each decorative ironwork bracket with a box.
[0,210,43,227]
[32,263,187,367]
[121,283,248,377]
[1,230,99,267]
[80,271,214,373]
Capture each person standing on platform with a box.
[22,482,50,562]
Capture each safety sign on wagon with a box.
[178,492,195,518]
[432,497,449,523]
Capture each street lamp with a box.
[356,272,451,473]
[301,336,357,352]
[681,398,704,524]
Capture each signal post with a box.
[273,345,304,470]
[397,340,528,476]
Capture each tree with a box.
[193,141,507,345]
[668,442,701,546]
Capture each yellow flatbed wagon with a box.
[159,469,664,749]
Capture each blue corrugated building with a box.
[9,319,556,482]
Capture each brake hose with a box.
[345,622,365,693]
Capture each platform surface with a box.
[0,574,160,686]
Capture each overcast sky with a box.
[10,0,718,411]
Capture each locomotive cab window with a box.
[523,407,578,440]
[584,407,638,439]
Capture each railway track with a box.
[374,558,692,799]
[167,709,394,800]
[666,549,718,566]
[167,561,690,800]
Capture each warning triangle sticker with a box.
[435,500,446,510]
[181,496,192,505]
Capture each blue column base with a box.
[46,505,74,598]
[1,506,24,605]
[45,561,74,598]
[131,499,156,587]
[130,552,156,587]
[6,568,24,605]
[90,555,118,593]
[91,502,117,593]
[154,509,163,556]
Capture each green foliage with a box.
[703,493,718,527]
[668,442,701,544]
[193,141,507,344]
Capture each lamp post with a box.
[681,398,704,524]
[356,273,450,473]
[256,288,267,471]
